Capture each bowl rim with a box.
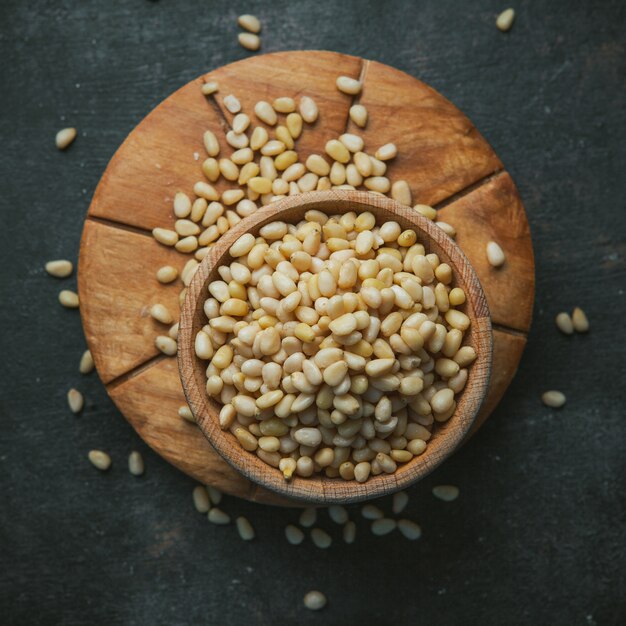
[178,190,492,504]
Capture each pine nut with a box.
[336,76,362,95]
[555,312,574,334]
[128,451,144,476]
[285,524,305,544]
[328,505,348,524]
[208,508,231,524]
[361,504,384,519]
[391,180,412,206]
[299,507,317,527]
[542,390,566,408]
[45,259,73,278]
[306,154,330,176]
[226,131,249,149]
[155,335,177,356]
[150,303,173,325]
[349,104,368,127]
[193,485,210,512]
[325,139,350,163]
[236,516,255,540]
[254,101,277,125]
[414,204,437,220]
[311,528,332,549]
[79,349,94,374]
[486,241,506,267]
[59,290,79,308]
[343,521,356,544]
[364,176,391,193]
[392,491,409,514]
[203,130,220,156]
[398,519,422,540]
[56,127,77,149]
[299,96,319,123]
[88,450,111,471]
[237,14,261,33]
[201,81,219,96]
[67,388,84,414]
[572,307,589,332]
[375,143,397,161]
[223,95,241,114]
[179,405,195,423]
[432,485,459,501]
[339,133,364,153]
[371,518,396,536]
[286,112,303,138]
[273,97,296,113]
[304,591,327,611]
[496,8,515,32]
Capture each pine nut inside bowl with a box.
[178,190,492,504]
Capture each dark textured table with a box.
[1,1,624,624]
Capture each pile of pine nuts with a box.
[195,208,477,482]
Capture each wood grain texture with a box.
[438,172,534,332]
[178,191,493,504]
[77,52,533,505]
[347,59,503,206]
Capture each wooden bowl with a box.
[178,190,492,504]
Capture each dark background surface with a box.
[1,1,624,624]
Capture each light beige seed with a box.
[445,309,470,331]
[238,14,261,33]
[294,427,322,447]
[285,524,305,544]
[179,405,195,423]
[223,94,241,113]
[431,388,455,414]
[194,331,213,359]
[248,176,273,194]
[286,112,303,138]
[203,130,220,156]
[299,96,319,123]
[371,518,396,536]
[79,349,94,374]
[325,139,350,163]
[229,233,256,257]
[56,127,77,149]
[354,461,371,483]
[201,81,219,96]
[150,303,173,325]
[207,486,222,505]
[306,154,330,176]
[349,104,368,127]
[364,176,390,193]
[194,181,220,201]
[299,507,317,527]
[254,100,277,125]
[235,427,258,451]
[432,485,460,502]
[414,204,437,220]
[208,508,231,524]
[67,388,84,414]
[572,307,589,332]
[339,133,364,153]
[343,520,356,544]
[496,8,515,31]
[250,126,269,151]
[226,131,249,149]
[88,450,111,471]
[361,504,384,520]
[542,390,566,408]
[336,76,362,95]
[555,312,574,334]
[392,491,409,514]
[391,180,412,206]
[311,528,332,549]
[175,235,198,253]
[152,227,178,247]
[59,290,79,308]
[398,519,422,540]
[329,313,358,336]
[236,516,255,540]
[173,191,192,218]
[449,287,466,306]
[45,260,73,278]
[128,451,144,476]
[304,590,327,611]
[155,335,177,356]
[375,143,397,161]
[273,97,296,113]
[193,485,210,513]
[486,241,506,267]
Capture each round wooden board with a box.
[78,51,534,507]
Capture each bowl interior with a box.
[178,190,492,504]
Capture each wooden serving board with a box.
[78,51,534,506]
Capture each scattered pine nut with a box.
[398,519,422,540]
[371,518,397,536]
[343,521,356,544]
[223,94,241,114]
[392,491,409,515]
[156,266,178,284]
[361,504,384,520]
[178,405,195,422]
[88,450,111,471]
[207,486,222,505]
[572,307,589,332]
[208,508,231,525]
[155,335,177,356]
[152,227,179,247]
[349,104,368,127]
[496,8,516,32]
[310,528,332,549]
[285,524,305,545]
[201,81,219,96]
[237,14,261,33]
[79,349,94,375]
[238,32,261,51]
[299,507,317,528]
[541,390,566,408]
[375,143,397,161]
[336,76,362,95]
[432,485,460,501]
[193,485,211,513]
[67,388,84,414]
[486,241,506,267]
[56,127,77,150]
[555,312,574,335]
[59,289,79,308]
[128,451,144,476]
[45,260,73,278]
[236,516,255,540]
[150,303,174,325]
[273,97,296,113]
[303,590,327,611]
[299,96,319,123]
[328,505,348,525]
